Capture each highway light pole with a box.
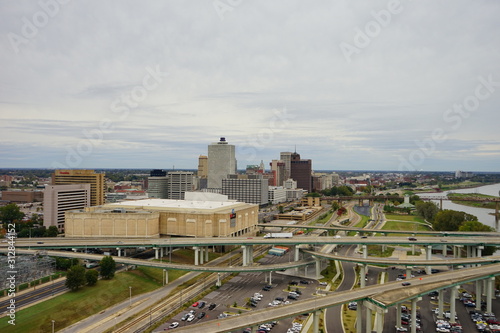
[51,320,55,333]
[129,286,132,307]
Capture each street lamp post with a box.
[51,320,55,333]
[129,286,132,307]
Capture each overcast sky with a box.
[1,0,499,172]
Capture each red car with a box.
[192,302,199,307]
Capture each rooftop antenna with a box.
[294,145,297,153]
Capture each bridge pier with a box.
[359,264,366,288]
[356,300,363,333]
[374,308,385,333]
[154,247,159,259]
[449,286,458,324]
[314,257,322,279]
[194,247,199,266]
[312,310,320,333]
[216,273,221,287]
[476,280,482,311]
[487,277,495,313]
[406,266,412,280]
[205,246,209,262]
[117,248,121,257]
[396,303,402,328]
[410,298,420,333]
[438,290,444,319]
[242,245,248,266]
[365,306,372,333]
[426,245,432,274]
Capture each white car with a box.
[319,282,328,286]
[186,314,195,322]
[168,322,179,329]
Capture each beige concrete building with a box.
[65,197,258,238]
[1,190,43,203]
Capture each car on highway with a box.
[319,282,327,286]
[408,237,417,241]
[402,282,411,286]
[168,322,179,329]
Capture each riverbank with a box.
[448,193,498,209]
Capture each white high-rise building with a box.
[43,184,91,232]
[208,137,237,189]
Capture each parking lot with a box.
[156,251,320,332]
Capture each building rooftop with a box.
[107,198,246,211]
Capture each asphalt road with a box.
[0,279,67,315]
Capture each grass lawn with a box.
[0,270,161,333]
[385,214,425,223]
[381,220,431,237]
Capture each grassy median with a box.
[0,269,162,333]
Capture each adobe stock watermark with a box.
[51,65,168,169]
[213,0,244,21]
[7,0,71,54]
[339,0,409,63]
[398,74,499,171]
[239,107,295,161]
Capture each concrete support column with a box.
[450,286,458,324]
[268,271,272,285]
[476,281,482,311]
[294,246,300,261]
[314,257,321,279]
[438,290,444,319]
[487,277,494,313]
[312,310,320,333]
[477,246,484,262]
[362,245,368,259]
[154,248,159,259]
[205,246,209,262]
[396,304,402,327]
[426,245,432,275]
[194,247,199,266]
[160,247,164,258]
[375,309,384,333]
[117,248,121,257]
[442,244,447,256]
[359,264,366,288]
[242,246,248,267]
[365,307,372,333]
[411,299,418,333]
[406,266,412,280]
[356,301,363,333]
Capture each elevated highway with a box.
[6,235,500,250]
[172,263,500,333]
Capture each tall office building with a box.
[167,171,193,200]
[43,184,91,232]
[198,155,208,178]
[270,160,286,187]
[290,152,312,192]
[148,177,168,199]
[52,169,105,206]
[280,152,293,180]
[207,137,237,189]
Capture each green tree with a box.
[65,265,86,291]
[433,210,477,231]
[45,226,59,237]
[0,203,24,226]
[458,221,494,232]
[415,201,439,222]
[85,269,99,286]
[100,256,116,279]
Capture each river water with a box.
[421,183,500,228]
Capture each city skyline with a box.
[1,1,499,172]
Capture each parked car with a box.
[198,301,206,308]
[168,322,179,329]
[192,302,199,307]
[197,312,206,319]
[208,303,216,310]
